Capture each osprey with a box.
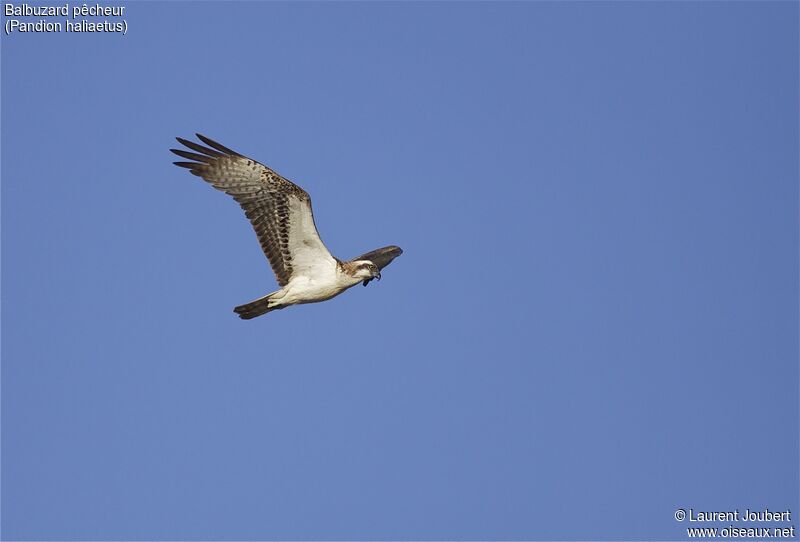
[171,134,403,319]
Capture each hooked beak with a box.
[363,272,381,287]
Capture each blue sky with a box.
[2,2,798,540]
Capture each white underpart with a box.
[271,267,363,307]
[267,198,362,308]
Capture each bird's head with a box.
[350,260,381,285]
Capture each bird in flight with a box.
[171,134,403,319]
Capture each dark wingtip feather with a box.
[176,137,224,158]
[173,161,204,176]
[196,133,240,156]
[171,149,213,163]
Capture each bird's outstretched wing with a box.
[351,245,403,271]
[351,245,403,286]
[171,134,335,286]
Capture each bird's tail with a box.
[234,294,277,320]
